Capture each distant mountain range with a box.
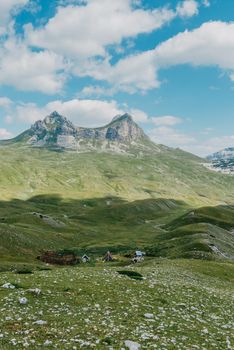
[207,147,234,174]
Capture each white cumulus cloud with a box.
[155,21,234,72]
[0,0,202,95]
[0,128,13,139]
[0,0,29,35]
[0,97,13,108]
[8,98,149,128]
[176,0,199,18]
[99,21,234,94]
[74,49,159,94]
[0,38,67,94]
[25,0,175,59]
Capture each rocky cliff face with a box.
[77,113,145,142]
[207,147,234,175]
[28,112,77,148]
[22,111,151,152]
[207,147,234,161]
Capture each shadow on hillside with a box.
[0,194,190,224]
[0,194,233,263]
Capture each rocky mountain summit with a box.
[207,147,234,161]
[29,112,77,147]
[207,147,234,175]
[15,111,151,153]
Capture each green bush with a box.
[117,270,143,280]
[15,267,33,274]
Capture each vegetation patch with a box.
[15,267,33,275]
[117,270,143,280]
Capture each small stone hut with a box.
[103,251,113,262]
[82,254,90,263]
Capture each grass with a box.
[0,143,233,348]
[0,258,233,349]
[0,143,233,206]
[0,195,233,265]
[0,143,232,264]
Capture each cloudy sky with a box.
[0,0,233,156]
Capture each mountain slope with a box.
[0,141,233,205]
[156,205,234,259]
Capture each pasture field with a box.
[0,259,233,349]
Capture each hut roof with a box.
[82,254,90,259]
[135,250,143,256]
[103,251,113,261]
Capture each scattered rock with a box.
[27,288,41,296]
[33,320,47,325]
[44,340,52,346]
[124,340,141,350]
[2,283,15,289]
[18,297,28,305]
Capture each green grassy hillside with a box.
[0,143,233,265]
[0,134,233,350]
[148,205,234,259]
[0,144,233,205]
[0,194,233,266]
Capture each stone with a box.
[124,340,141,350]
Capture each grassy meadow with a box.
[0,259,233,349]
[0,144,233,349]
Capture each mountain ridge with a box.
[4,111,152,153]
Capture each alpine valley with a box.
[1,2,234,349]
[0,111,233,265]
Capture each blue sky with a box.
[0,0,234,156]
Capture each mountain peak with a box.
[42,111,73,127]
[111,113,133,123]
[50,111,62,118]
[28,112,77,148]
[8,111,152,152]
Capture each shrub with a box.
[117,270,143,280]
[15,267,33,274]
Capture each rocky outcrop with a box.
[208,147,234,161]
[207,147,234,174]
[77,113,145,142]
[28,111,77,148]
[24,111,150,152]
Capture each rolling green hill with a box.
[0,194,233,266]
